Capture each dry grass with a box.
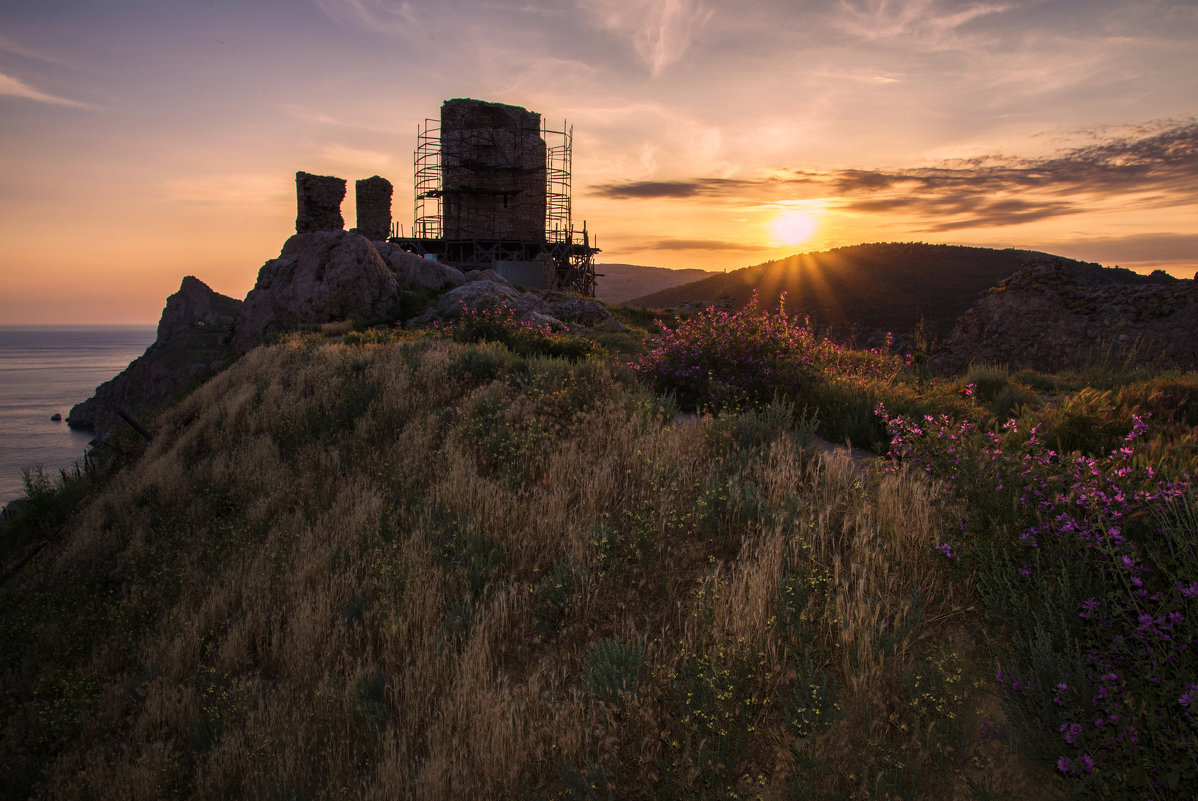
[0,334,1059,800]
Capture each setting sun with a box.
[771,210,819,246]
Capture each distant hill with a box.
[594,263,717,305]
[627,243,1087,339]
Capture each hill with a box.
[3,314,1195,798]
[628,242,1086,339]
[593,262,717,305]
[0,331,1056,800]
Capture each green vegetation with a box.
[1,299,1193,800]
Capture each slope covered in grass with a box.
[2,330,1050,800]
[3,302,1194,800]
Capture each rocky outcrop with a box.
[373,242,466,291]
[158,275,242,342]
[410,276,617,330]
[934,259,1198,374]
[233,231,399,353]
[354,176,393,241]
[68,277,241,441]
[295,171,346,233]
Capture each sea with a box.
[0,325,157,507]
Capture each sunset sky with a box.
[1,0,1195,324]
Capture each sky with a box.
[1,0,1196,324]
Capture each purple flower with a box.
[1057,756,1072,774]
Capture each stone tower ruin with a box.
[393,98,598,296]
[440,99,546,243]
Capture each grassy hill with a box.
[2,311,1194,800]
[593,263,717,305]
[628,242,1085,339]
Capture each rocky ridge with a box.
[70,232,615,442]
[934,259,1198,373]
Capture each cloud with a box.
[578,0,714,75]
[315,0,426,38]
[590,179,744,198]
[833,0,1010,46]
[1037,232,1198,264]
[644,238,772,251]
[0,72,94,108]
[591,120,1198,230]
[161,173,291,208]
[0,33,61,63]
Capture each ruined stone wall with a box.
[934,260,1198,374]
[355,176,393,241]
[440,98,546,242]
[296,171,346,233]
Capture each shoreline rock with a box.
[68,276,242,442]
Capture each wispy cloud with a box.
[0,72,95,108]
[592,120,1198,230]
[578,0,714,75]
[644,238,772,251]
[833,0,1009,46]
[0,33,62,63]
[161,173,291,208]
[1036,232,1198,265]
[315,0,426,38]
[278,103,408,134]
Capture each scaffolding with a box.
[394,109,598,297]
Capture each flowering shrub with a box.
[629,292,907,413]
[878,404,1196,797]
[435,301,600,361]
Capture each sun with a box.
[771,209,818,246]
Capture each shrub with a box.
[879,404,1196,797]
[436,300,602,361]
[629,291,908,418]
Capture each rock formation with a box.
[354,176,393,241]
[410,271,616,330]
[373,242,467,291]
[158,275,243,342]
[934,259,1198,374]
[68,277,241,441]
[295,171,346,233]
[233,231,399,353]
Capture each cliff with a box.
[67,277,241,440]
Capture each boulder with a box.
[374,243,466,291]
[233,231,398,353]
[463,269,513,286]
[544,297,614,327]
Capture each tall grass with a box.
[0,330,1045,800]
[3,297,1191,800]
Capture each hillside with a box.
[1,332,1054,800]
[593,263,717,305]
[3,311,1194,799]
[628,242,1085,339]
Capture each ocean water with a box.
[0,325,157,505]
